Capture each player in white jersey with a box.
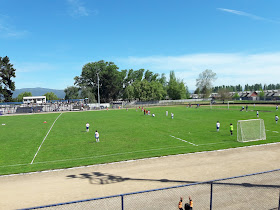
[275,115,279,124]
[95,130,100,142]
[216,121,220,132]
[86,122,90,132]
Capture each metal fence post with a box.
[210,182,213,210]
[278,190,280,210]
[121,195,124,210]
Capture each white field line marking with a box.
[0,163,28,168]
[2,142,280,177]
[198,142,226,146]
[272,131,279,133]
[30,113,63,164]
[169,135,198,146]
[2,145,186,168]
[33,145,186,164]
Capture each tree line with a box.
[65,60,189,103]
[1,56,280,102]
[213,83,280,93]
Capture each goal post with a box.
[227,101,234,110]
[237,119,266,142]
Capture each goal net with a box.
[237,119,266,142]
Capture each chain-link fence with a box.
[21,168,280,210]
[124,99,206,108]
[0,102,113,115]
[0,103,87,115]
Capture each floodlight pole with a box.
[97,72,100,108]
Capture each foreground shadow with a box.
[66,171,196,185]
[66,171,280,190]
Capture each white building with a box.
[23,96,46,104]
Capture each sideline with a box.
[1,145,187,169]
[30,113,63,164]
[2,142,279,178]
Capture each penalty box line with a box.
[30,113,63,164]
[169,135,198,146]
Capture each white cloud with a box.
[12,53,280,91]
[67,0,92,17]
[14,62,58,73]
[13,61,83,89]
[0,15,29,38]
[117,52,280,90]
[217,8,280,24]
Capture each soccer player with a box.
[95,130,99,142]
[86,122,90,132]
[216,121,220,132]
[171,112,174,119]
[276,105,278,111]
[230,123,233,136]
[275,115,279,124]
[152,113,155,117]
[166,110,168,116]
[256,111,259,118]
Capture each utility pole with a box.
[97,72,100,108]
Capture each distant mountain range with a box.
[13,88,65,99]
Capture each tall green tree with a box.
[80,86,96,103]
[167,71,186,100]
[64,86,80,100]
[75,60,124,102]
[44,92,58,101]
[101,62,125,101]
[134,69,145,81]
[123,85,135,101]
[17,91,32,102]
[158,73,167,87]
[122,69,166,101]
[144,70,159,82]
[0,56,16,102]
[196,69,217,98]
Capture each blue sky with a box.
[1,0,280,91]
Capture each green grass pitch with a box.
[0,105,279,175]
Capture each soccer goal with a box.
[227,101,234,110]
[237,119,266,142]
